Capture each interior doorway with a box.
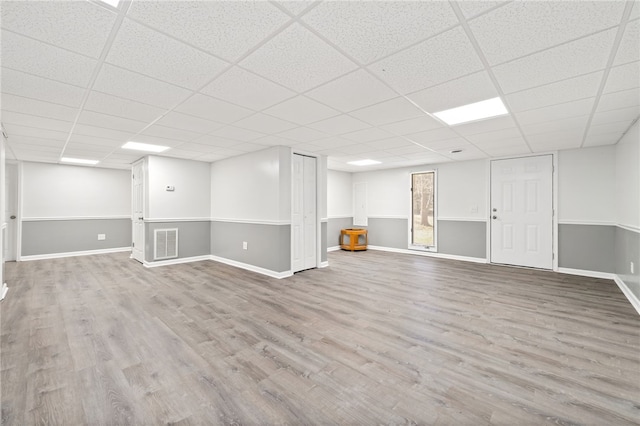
[131,160,145,263]
[292,153,317,273]
[4,163,18,262]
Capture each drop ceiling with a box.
[1,0,638,172]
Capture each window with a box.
[410,171,436,250]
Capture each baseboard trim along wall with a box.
[210,255,293,279]
[143,255,211,268]
[557,267,616,280]
[20,246,131,261]
[614,275,640,315]
[367,245,487,264]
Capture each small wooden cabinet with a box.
[339,228,368,251]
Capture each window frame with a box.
[408,170,437,252]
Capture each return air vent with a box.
[154,228,178,260]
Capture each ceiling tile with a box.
[84,91,167,123]
[383,144,431,156]
[240,23,358,92]
[407,71,499,113]
[457,1,508,19]
[191,135,246,149]
[338,143,377,155]
[515,98,596,125]
[1,93,79,122]
[341,127,394,143]
[1,68,85,107]
[528,131,583,151]
[201,67,295,110]
[309,136,355,149]
[6,135,66,149]
[363,137,414,151]
[64,142,115,155]
[588,120,635,136]
[1,30,97,87]
[276,1,315,15]
[613,19,640,65]
[77,110,148,133]
[306,69,397,112]
[465,127,522,143]
[68,133,123,147]
[603,61,640,93]
[482,144,532,157]
[405,127,460,145]
[454,115,517,136]
[155,112,224,134]
[416,137,471,151]
[493,28,616,94]
[308,115,370,135]
[126,133,183,148]
[380,116,444,135]
[521,115,589,136]
[591,105,640,126]
[252,135,294,146]
[2,124,68,141]
[350,97,425,126]
[473,137,528,150]
[276,127,328,143]
[438,145,488,161]
[301,1,457,64]
[232,113,297,134]
[596,88,640,112]
[631,2,640,20]
[370,26,484,94]
[2,111,73,133]
[93,64,192,109]
[175,93,254,123]
[73,124,135,142]
[127,1,290,62]
[505,71,604,112]
[209,125,265,142]
[106,18,228,90]
[263,96,339,125]
[139,124,203,142]
[583,131,623,147]
[470,1,625,65]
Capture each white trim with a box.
[22,215,131,221]
[368,245,487,264]
[557,267,615,280]
[20,246,131,261]
[144,255,210,268]
[210,255,293,279]
[321,217,328,223]
[328,215,353,220]
[328,246,341,252]
[438,217,487,222]
[319,261,329,268]
[210,217,291,225]
[617,223,640,233]
[146,217,210,223]
[614,275,640,315]
[558,220,616,226]
[369,215,409,220]
[0,283,7,301]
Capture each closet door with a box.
[292,154,317,273]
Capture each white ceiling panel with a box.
[407,71,498,113]
[209,125,265,142]
[263,96,339,125]
[631,2,640,20]
[465,127,522,144]
[597,88,640,112]
[350,97,425,126]
[190,135,241,148]
[106,18,228,90]
[382,144,429,156]
[139,124,203,142]
[305,69,397,113]
[0,1,116,58]
[308,115,370,135]
[240,23,357,92]
[528,129,585,146]
[583,132,624,147]
[127,133,183,148]
[457,1,508,19]
[363,137,415,151]
[68,133,122,148]
[93,64,192,109]
[515,98,596,125]
[155,112,224,134]
[505,71,604,112]
[312,136,358,150]
[232,114,297,134]
[415,137,471,152]
[84,91,167,123]
[77,110,147,134]
[591,105,640,126]
[370,26,484,94]
[73,124,135,142]
[276,1,315,16]
[2,124,68,141]
[470,1,625,65]
[175,93,254,123]
[473,137,528,150]
[1,68,86,107]
[5,135,66,149]
[127,1,290,62]
[405,127,460,145]
[2,111,73,133]
[1,30,97,87]
[341,127,394,143]
[493,28,616,94]
[521,116,589,136]
[1,93,79,122]
[454,115,517,136]
[482,144,532,157]
[613,19,640,65]
[588,120,635,136]
[603,61,640,93]
[201,67,295,111]
[277,127,328,143]
[302,1,458,64]
[380,116,444,135]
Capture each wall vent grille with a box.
[154,228,178,260]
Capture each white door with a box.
[490,155,553,269]
[132,160,145,263]
[4,163,18,261]
[292,154,317,273]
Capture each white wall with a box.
[615,120,639,229]
[147,156,210,219]
[328,170,352,218]
[22,162,130,218]
[558,145,616,224]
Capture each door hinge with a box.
[132,242,135,247]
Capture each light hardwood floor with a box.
[1,251,639,425]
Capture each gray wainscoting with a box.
[211,221,291,273]
[22,218,131,256]
[321,221,327,262]
[558,224,615,273]
[437,220,486,259]
[615,226,640,300]
[145,221,211,263]
[362,218,408,249]
[327,217,353,248]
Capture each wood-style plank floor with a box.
[2,250,639,425]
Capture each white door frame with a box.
[4,162,20,262]
[486,152,558,271]
[131,159,146,263]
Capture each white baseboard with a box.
[367,245,488,264]
[319,261,329,268]
[614,275,640,315]
[557,267,615,280]
[20,247,132,262]
[1,283,7,301]
[327,246,340,252]
[143,255,211,268]
[209,255,293,279]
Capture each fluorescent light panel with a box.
[99,0,120,8]
[61,157,99,165]
[122,141,169,153]
[433,97,508,126]
[347,159,382,166]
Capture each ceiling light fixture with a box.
[347,159,382,166]
[98,0,120,8]
[61,157,100,165]
[122,141,170,153]
[433,97,508,126]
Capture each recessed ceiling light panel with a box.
[61,157,99,165]
[122,141,170,153]
[433,97,508,126]
[98,0,120,8]
[347,159,382,166]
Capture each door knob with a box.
[492,208,497,212]
[138,217,144,220]
[492,216,497,219]
[10,215,16,219]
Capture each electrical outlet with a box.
[631,261,635,274]
[242,241,248,250]
[98,234,106,241]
